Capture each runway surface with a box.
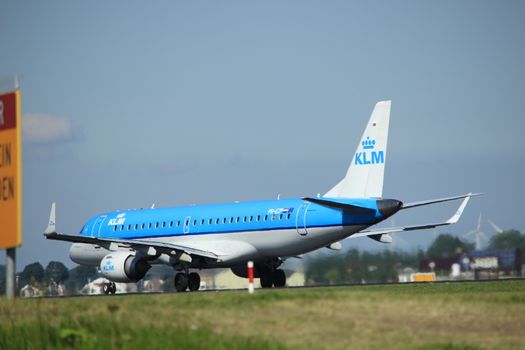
[40,277,524,299]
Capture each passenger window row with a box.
[112,212,293,232]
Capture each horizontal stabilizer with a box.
[351,195,473,239]
[402,193,482,210]
[303,197,376,215]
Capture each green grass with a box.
[0,321,283,350]
[1,280,524,349]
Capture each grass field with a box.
[1,280,524,349]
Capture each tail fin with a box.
[324,100,391,198]
[44,202,56,234]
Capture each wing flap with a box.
[176,240,258,263]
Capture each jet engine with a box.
[100,252,151,283]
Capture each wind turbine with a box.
[463,213,489,250]
[487,219,503,234]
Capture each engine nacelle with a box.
[100,252,151,283]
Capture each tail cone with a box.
[377,199,403,218]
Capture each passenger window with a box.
[209,218,212,225]
[177,221,180,226]
[162,222,166,228]
[155,223,159,229]
[113,226,117,232]
[148,223,152,229]
[279,214,283,220]
[193,219,197,226]
[121,225,124,231]
[250,216,253,222]
[229,218,233,223]
[287,213,291,220]
[223,218,226,224]
[243,217,247,223]
[201,219,205,225]
[264,215,268,221]
[236,217,240,223]
[257,215,260,221]
[169,221,173,228]
[141,223,145,229]
[216,218,220,224]
[134,224,138,230]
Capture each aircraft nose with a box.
[376,199,403,218]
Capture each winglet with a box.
[44,202,56,234]
[446,194,471,224]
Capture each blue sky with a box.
[1,1,524,268]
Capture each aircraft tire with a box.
[103,283,111,295]
[174,273,188,292]
[109,282,117,294]
[273,269,286,288]
[188,272,200,292]
[260,272,273,288]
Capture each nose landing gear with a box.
[103,281,117,295]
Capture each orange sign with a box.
[0,89,22,248]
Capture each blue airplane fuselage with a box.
[80,198,384,240]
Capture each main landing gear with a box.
[103,281,117,295]
[257,258,287,288]
[231,258,287,288]
[260,269,286,288]
[174,272,201,292]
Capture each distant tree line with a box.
[14,261,99,296]
[305,230,525,285]
[11,262,177,296]
[4,230,524,294]
[306,248,422,285]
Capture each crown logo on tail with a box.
[362,137,376,150]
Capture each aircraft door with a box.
[91,215,107,237]
[295,202,310,236]
[183,216,191,234]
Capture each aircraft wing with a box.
[171,240,259,263]
[44,231,220,260]
[43,203,220,260]
[350,194,472,239]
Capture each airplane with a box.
[44,100,480,294]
